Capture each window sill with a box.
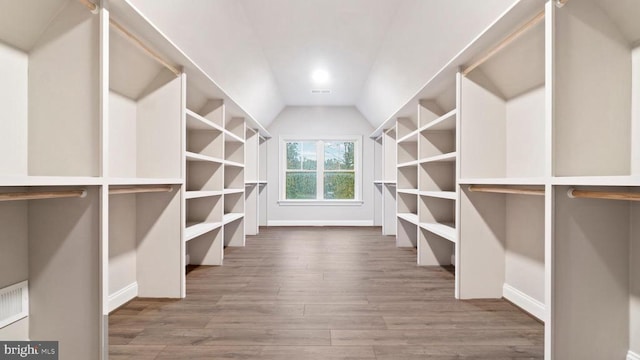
[278,200,364,206]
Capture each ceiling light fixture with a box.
[311,69,330,84]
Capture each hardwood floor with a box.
[109,227,543,359]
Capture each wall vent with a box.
[311,89,331,94]
[0,281,29,328]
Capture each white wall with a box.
[356,0,518,127]
[266,106,375,225]
[0,43,27,176]
[129,0,285,128]
[109,195,137,298]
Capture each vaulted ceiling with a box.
[129,0,517,128]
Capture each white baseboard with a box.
[502,283,545,322]
[108,282,138,313]
[267,220,374,226]
[628,350,640,360]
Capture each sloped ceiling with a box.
[129,0,517,129]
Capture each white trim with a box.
[628,350,640,360]
[502,283,545,321]
[108,282,138,313]
[267,220,374,227]
[278,200,363,206]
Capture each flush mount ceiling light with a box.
[311,69,330,84]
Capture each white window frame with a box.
[279,135,363,206]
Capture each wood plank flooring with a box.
[109,227,543,359]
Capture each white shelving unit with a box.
[370,1,640,358]
[258,136,269,227]
[107,6,185,317]
[0,1,271,358]
[0,1,103,357]
[457,0,546,326]
[245,128,260,236]
[549,0,640,359]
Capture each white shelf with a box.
[223,213,244,224]
[0,176,104,187]
[551,176,640,186]
[421,109,457,132]
[224,160,245,168]
[186,109,224,132]
[224,131,245,144]
[419,191,456,200]
[458,177,546,185]
[397,160,420,168]
[185,152,224,164]
[185,221,223,242]
[108,177,184,186]
[397,212,419,225]
[224,188,244,195]
[185,190,223,199]
[396,130,419,144]
[258,180,268,184]
[397,188,419,195]
[374,180,397,185]
[420,152,457,164]
[420,222,456,243]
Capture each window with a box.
[280,136,361,203]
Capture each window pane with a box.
[286,142,301,169]
[324,172,355,199]
[302,141,317,170]
[324,141,355,170]
[286,172,317,199]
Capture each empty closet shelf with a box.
[419,152,457,164]
[458,177,545,185]
[186,109,225,132]
[108,177,183,186]
[420,222,456,243]
[397,130,419,144]
[0,176,102,187]
[397,160,420,168]
[224,131,245,143]
[421,109,457,131]
[185,221,223,241]
[185,152,224,164]
[224,160,245,168]
[397,188,419,195]
[224,188,244,194]
[223,213,244,224]
[419,191,456,200]
[185,190,223,199]
[397,213,419,225]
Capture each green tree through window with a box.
[283,139,358,201]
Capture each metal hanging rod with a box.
[567,188,640,202]
[462,9,545,76]
[0,190,87,202]
[78,0,182,77]
[109,185,173,195]
[468,185,544,196]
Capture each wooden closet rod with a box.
[0,190,87,202]
[468,185,544,196]
[109,185,173,195]
[462,9,545,76]
[78,0,182,77]
[568,188,640,202]
[79,0,97,12]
